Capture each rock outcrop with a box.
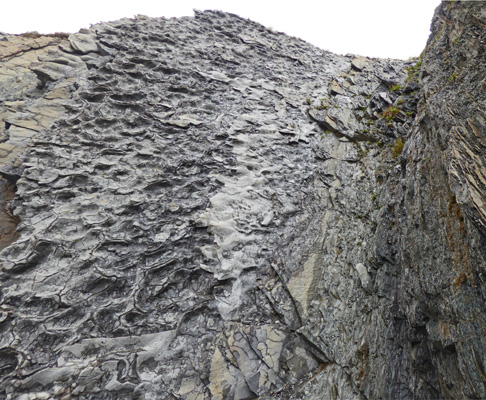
[0,2,485,399]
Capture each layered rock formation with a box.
[1,2,486,399]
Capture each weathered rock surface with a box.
[0,3,485,399]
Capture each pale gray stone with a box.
[1,4,486,400]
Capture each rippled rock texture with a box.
[1,2,486,399]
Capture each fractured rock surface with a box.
[0,3,486,399]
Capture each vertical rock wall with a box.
[395,2,486,398]
[0,3,485,399]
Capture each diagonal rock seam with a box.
[0,3,485,399]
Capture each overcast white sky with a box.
[2,0,442,59]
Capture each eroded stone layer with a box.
[0,3,485,400]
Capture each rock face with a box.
[0,3,485,399]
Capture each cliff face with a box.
[0,2,485,399]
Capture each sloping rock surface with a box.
[0,3,485,399]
